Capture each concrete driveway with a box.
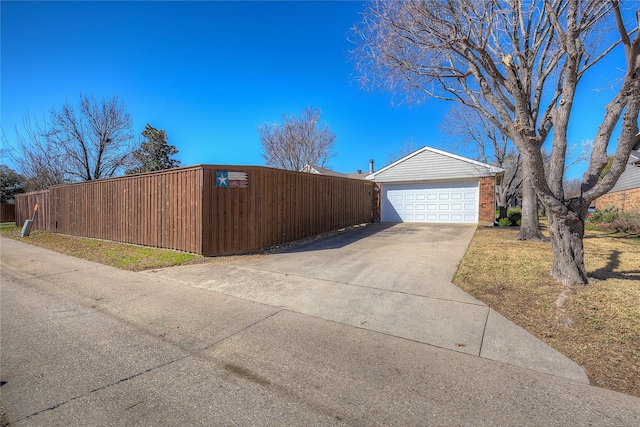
[149,223,586,383]
[3,231,640,425]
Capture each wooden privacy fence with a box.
[14,190,50,231]
[51,167,203,253]
[200,166,374,255]
[43,165,374,256]
[1,203,16,223]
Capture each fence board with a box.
[14,190,50,230]
[1,204,16,223]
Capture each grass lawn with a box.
[1,225,202,271]
[454,223,640,398]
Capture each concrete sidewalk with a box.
[2,235,639,425]
[148,223,587,383]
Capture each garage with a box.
[367,146,503,225]
[382,181,478,223]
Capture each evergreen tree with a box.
[126,124,180,175]
[0,165,26,203]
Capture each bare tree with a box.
[9,114,67,191]
[441,105,524,222]
[45,94,136,181]
[258,106,336,171]
[385,138,418,165]
[563,178,584,199]
[353,1,640,286]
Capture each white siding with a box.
[373,149,494,182]
[610,165,640,192]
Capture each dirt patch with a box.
[454,224,640,397]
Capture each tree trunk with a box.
[548,210,590,286]
[496,185,508,220]
[516,168,545,240]
[498,205,507,221]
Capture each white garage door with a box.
[382,181,479,223]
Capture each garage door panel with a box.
[382,182,478,224]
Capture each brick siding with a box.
[595,187,640,214]
[479,176,496,225]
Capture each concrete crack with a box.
[478,307,491,357]
[202,309,284,351]
[14,355,190,424]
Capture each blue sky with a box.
[0,1,630,178]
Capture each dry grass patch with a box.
[454,225,640,397]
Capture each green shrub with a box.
[507,210,522,226]
[588,205,618,224]
[498,217,511,227]
[587,205,640,232]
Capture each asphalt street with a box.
[1,230,639,426]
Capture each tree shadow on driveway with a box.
[271,223,399,253]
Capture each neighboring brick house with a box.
[366,146,503,225]
[595,143,640,214]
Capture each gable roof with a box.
[630,144,640,167]
[366,146,503,182]
[345,171,370,180]
[300,165,346,177]
[301,164,374,180]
